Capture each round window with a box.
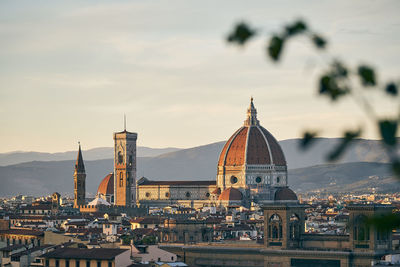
[165,192,170,198]
[185,192,191,198]
[145,192,150,198]
[230,176,238,184]
[205,192,210,198]
[255,177,262,183]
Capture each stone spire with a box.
[75,142,85,173]
[244,97,259,126]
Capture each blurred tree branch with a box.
[226,19,400,230]
[226,19,399,177]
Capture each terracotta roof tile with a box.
[42,248,128,260]
[246,126,271,164]
[260,127,286,165]
[218,187,242,201]
[97,173,114,195]
[138,180,215,186]
[224,127,248,166]
[274,187,297,201]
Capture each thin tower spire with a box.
[124,114,126,131]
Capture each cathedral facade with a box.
[92,98,296,209]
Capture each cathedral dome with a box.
[97,173,114,195]
[218,187,242,201]
[218,98,286,167]
[274,187,297,201]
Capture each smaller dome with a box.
[218,187,242,201]
[274,187,297,201]
[97,173,114,195]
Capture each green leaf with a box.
[358,65,376,86]
[366,213,400,231]
[385,82,398,96]
[332,61,348,78]
[319,74,349,101]
[379,119,398,146]
[299,131,318,150]
[227,22,256,45]
[284,20,307,37]
[327,129,361,161]
[392,160,400,178]
[312,34,326,49]
[268,36,284,61]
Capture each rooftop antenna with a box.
[124,114,126,131]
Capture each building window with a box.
[230,176,238,184]
[185,192,191,198]
[86,261,90,267]
[45,260,49,267]
[276,177,280,183]
[289,214,300,239]
[76,260,80,267]
[66,260,70,267]
[205,192,210,198]
[118,151,123,164]
[55,260,59,267]
[165,192,170,198]
[354,215,370,242]
[145,192,151,198]
[129,155,133,166]
[97,261,101,267]
[268,214,282,240]
[108,262,112,267]
[255,177,262,183]
[119,172,123,187]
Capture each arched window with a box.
[276,177,280,184]
[268,214,282,240]
[118,151,123,164]
[354,215,370,242]
[289,214,300,239]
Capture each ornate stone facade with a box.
[114,130,137,207]
[136,178,217,208]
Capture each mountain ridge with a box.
[0,137,397,196]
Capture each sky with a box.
[0,0,399,153]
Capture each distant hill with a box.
[0,160,397,197]
[0,138,397,196]
[0,146,181,166]
[289,162,399,193]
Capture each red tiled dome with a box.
[218,99,286,167]
[97,173,114,195]
[218,187,242,201]
[274,187,297,201]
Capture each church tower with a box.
[113,128,137,207]
[73,143,86,208]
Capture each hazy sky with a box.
[0,0,399,153]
